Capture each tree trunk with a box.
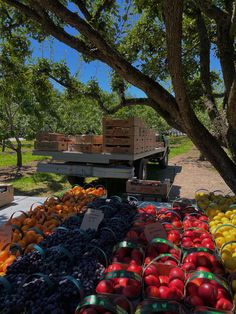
[2,140,6,152]
[15,137,22,169]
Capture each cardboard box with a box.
[0,184,14,208]
[68,135,103,145]
[126,179,170,196]
[34,141,68,151]
[36,132,65,142]
[68,143,103,153]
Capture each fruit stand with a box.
[0,187,236,313]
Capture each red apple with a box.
[169,278,184,291]
[187,282,199,296]
[159,276,169,286]
[146,286,160,298]
[159,286,171,299]
[198,283,217,305]
[196,266,211,272]
[182,262,195,272]
[144,264,158,276]
[216,298,233,311]
[96,280,114,294]
[169,267,185,281]
[127,264,142,275]
[186,295,205,306]
[118,278,129,287]
[196,254,211,268]
[144,274,160,287]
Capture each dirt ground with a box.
[0,165,37,181]
[168,147,231,200]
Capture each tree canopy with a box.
[1,0,236,192]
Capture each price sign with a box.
[80,208,104,231]
[0,224,12,249]
[144,222,167,242]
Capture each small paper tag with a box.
[144,222,167,242]
[0,224,12,249]
[80,208,104,231]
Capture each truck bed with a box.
[32,147,166,164]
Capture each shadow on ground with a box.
[88,163,183,201]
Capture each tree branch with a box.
[93,0,113,20]
[195,0,229,23]
[34,0,181,120]
[71,0,92,21]
[3,0,104,61]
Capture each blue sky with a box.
[31,37,146,97]
[30,0,222,99]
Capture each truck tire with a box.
[67,176,85,186]
[134,159,148,180]
[159,153,168,169]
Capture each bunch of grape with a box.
[0,198,136,314]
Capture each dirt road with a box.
[168,147,231,200]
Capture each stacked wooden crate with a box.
[68,135,103,153]
[34,132,68,151]
[103,117,157,154]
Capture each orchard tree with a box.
[0,35,56,168]
[1,0,236,192]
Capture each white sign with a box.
[80,208,104,231]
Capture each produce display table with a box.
[0,196,45,225]
[0,187,236,314]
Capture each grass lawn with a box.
[168,136,193,159]
[0,136,193,196]
[0,140,69,196]
[0,140,45,167]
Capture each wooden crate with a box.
[103,137,145,154]
[103,116,144,128]
[69,143,102,153]
[34,141,68,151]
[103,126,146,137]
[36,132,65,142]
[0,184,14,208]
[68,135,103,145]
[126,179,171,196]
[103,145,144,154]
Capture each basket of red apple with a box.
[145,238,181,266]
[104,262,142,276]
[183,215,209,231]
[75,294,132,314]
[125,228,148,246]
[184,271,234,311]
[143,263,185,301]
[96,268,142,300]
[181,228,215,250]
[161,222,182,246]
[157,210,183,229]
[112,241,144,265]
[137,204,157,217]
[181,248,225,275]
[135,300,187,314]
